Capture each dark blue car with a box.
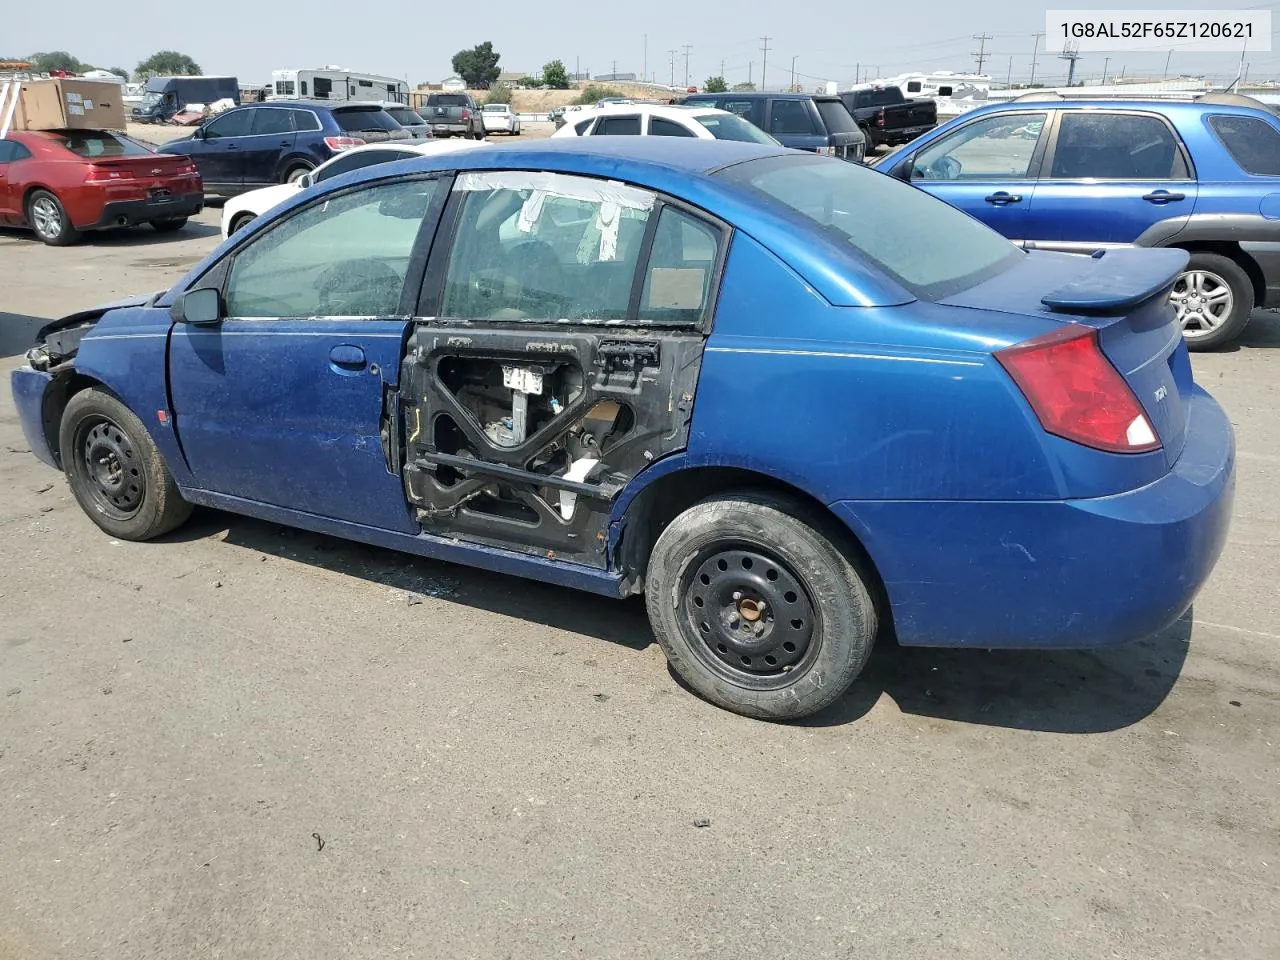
[682,92,867,160]
[874,93,1280,349]
[159,100,410,197]
[9,139,1234,720]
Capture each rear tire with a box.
[59,387,192,541]
[284,164,313,185]
[27,190,80,246]
[150,218,188,233]
[1172,252,1254,351]
[645,491,877,720]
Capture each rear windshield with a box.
[429,95,468,107]
[853,89,903,108]
[814,99,860,134]
[720,155,1022,299]
[483,104,509,112]
[1207,114,1280,176]
[692,113,775,144]
[334,108,400,133]
[386,108,423,125]
[55,131,153,158]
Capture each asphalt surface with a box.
[1,209,1278,960]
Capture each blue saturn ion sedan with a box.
[10,138,1235,720]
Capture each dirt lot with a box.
[1,212,1278,960]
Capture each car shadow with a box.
[168,508,1190,732]
[0,221,220,247]
[0,311,51,359]
[1214,309,1280,351]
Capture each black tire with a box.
[150,218,188,233]
[229,212,256,234]
[59,387,192,541]
[645,491,877,720]
[284,164,313,185]
[1173,252,1254,351]
[27,189,80,246]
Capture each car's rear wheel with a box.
[150,218,188,233]
[284,164,313,184]
[1172,252,1254,351]
[645,491,877,720]
[229,212,256,234]
[59,387,192,541]
[27,190,80,246]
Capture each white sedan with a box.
[219,140,487,238]
[552,103,779,144]
[481,103,521,135]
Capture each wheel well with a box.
[1168,240,1265,307]
[281,159,314,181]
[21,185,55,218]
[41,372,107,468]
[615,467,892,631]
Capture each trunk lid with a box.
[943,247,1192,468]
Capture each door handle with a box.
[329,344,366,369]
[985,192,1022,204]
[1142,191,1185,204]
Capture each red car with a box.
[0,129,203,246]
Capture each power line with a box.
[760,37,771,91]
[972,33,993,74]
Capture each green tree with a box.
[136,50,202,78]
[731,81,757,92]
[484,82,513,105]
[542,59,570,90]
[703,76,728,93]
[575,84,622,105]
[107,66,131,80]
[451,42,501,88]
[29,51,87,74]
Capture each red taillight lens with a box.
[175,162,198,175]
[461,109,471,120]
[86,166,133,181]
[876,111,885,127]
[995,326,1160,454]
[323,136,366,152]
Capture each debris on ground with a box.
[34,483,53,494]
[693,818,711,828]
[592,693,610,703]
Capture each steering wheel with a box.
[315,259,404,316]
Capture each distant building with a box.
[441,75,466,92]
[594,73,637,82]
[497,71,528,84]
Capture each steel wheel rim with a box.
[31,197,61,239]
[1171,269,1234,338]
[679,543,820,689]
[78,416,144,520]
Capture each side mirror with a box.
[296,172,314,189]
[190,127,205,141]
[894,154,915,181]
[170,287,223,325]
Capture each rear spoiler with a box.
[1040,247,1189,315]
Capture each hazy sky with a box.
[8,0,1277,88]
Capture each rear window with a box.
[1208,114,1280,176]
[720,154,1022,299]
[387,108,423,125]
[430,95,468,107]
[54,131,152,158]
[853,89,903,108]
[692,113,775,144]
[814,99,860,134]
[334,108,400,133]
[483,104,509,113]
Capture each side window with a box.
[203,110,252,140]
[649,117,696,137]
[250,109,293,136]
[913,112,1047,180]
[639,208,721,326]
[769,100,816,135]
[594,115,642,136]
[1208,114,1280,177]
[713,100,764,126]
[574,117,596,135]
[0,141,15,163]
[225,179,438,318]
[440,172,656,322]
[314,150,414,183]
[314,77,333,99]
[290,110,322,132]
[11,142,31,161]
[300,80,308,96]
[1049,112,1184,179]
[907,81,922,93]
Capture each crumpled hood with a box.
[36,290,166,341]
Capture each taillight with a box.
[175,162,198,175]
[461,109,471,120]
[995,325,1160,454]
[876,110,885,127]
[816,145,835,155]
[86,166,133,181]
[323,136,366,152]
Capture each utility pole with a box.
[791,56,797,92]
[1163,49,1172,78]
[748,62,753,86]
[760,37,771,91]
[1029,32,1043,87]
[855,62,859,84]
[972,33,992,74]
[682,44,691,88]
[1059,41,1082,86]
[720,59,726,81]
[1006,56,1012,88]
[611,60,617,78]
[1101,56,1110,84]
[575,56,579,81]
[668,49,676,88]
[643,35,647,85]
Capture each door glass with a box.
[314,150,415,183]
[1050,112,1182,179]
[289,110,322,132]
[593,115,642,136]
[769,100,816,135]
[0,141,17,163]
[203,110,253,139]
[250,108,294,136]
[639,208,721,325]
[1207,114,1280,176]
[225,179,438,318]
[649,116,696,137]
[913,112,1046,180]
[440,171,657,321]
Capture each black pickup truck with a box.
[839,85,937,149]
[423,92,485,139]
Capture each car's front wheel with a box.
[229,212,256,234]
[645,492,877,720]
[59,387,193,541]
[27,190,80,246]
[1172,252,1254,351]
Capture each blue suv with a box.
[874,93,1280,349]
[160,101,410,198]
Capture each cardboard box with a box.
[11,78,126,131]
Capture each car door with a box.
[905,110,1049,241]
[189,109,254,187]
[167,174,448,531]
[1022,110,1198,250]
[397,170,726,567]
[240,106,297,186]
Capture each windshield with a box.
[814,99,860,134]
[719,155,1022,299]
[140,91,164,108]
[693,113,776,144]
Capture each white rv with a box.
[270,67,408,104]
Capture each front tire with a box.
[645,492,877,720]
[229,212,256,234]
[27,190,80,246]
[1172,252,1254,351]
[59,388,192,541]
